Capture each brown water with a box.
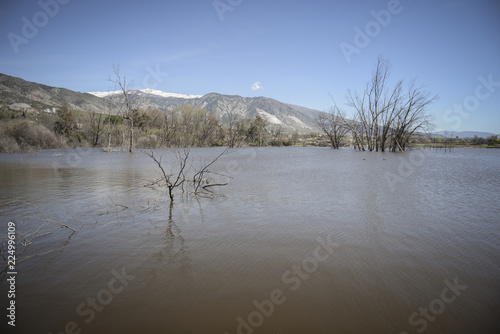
[1,147,499,334]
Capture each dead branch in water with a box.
[145,148,230,202]
[202,183,228,189]
[12,200,76,232]
[0,200,77,272]
[145,149,189,202]
[192,147,229,194]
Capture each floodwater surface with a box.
[0,147,499,334]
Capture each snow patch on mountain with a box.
[138,88,202,99]
[86,91,122,98]
[87,89,202,99]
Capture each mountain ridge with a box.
[0,73,317,131]
[0,73,116,113]
[93,88,318,130]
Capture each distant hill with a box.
[432,131,498,139]
[0,73,116,113]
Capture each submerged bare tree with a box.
[316,104,349,149]
[192,147,229,193]
[146,149,189,202]
[389,79,436,151]
[109,65,134,153]
[340,56,437,152]
[0,200,76,276]
[145,148,229,203]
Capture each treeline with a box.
[68,104,293,148]
[0,104,299,153]
[423,134,500,148]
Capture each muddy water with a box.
[0,147,499,334]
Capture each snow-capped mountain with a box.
[102,90,318,130]
[86,91,122,98]
[0,73,319,131]
[87,88,202,100]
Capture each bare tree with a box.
[225,112,241,148]
[109,65,134,152]
[345,57,390,151]
[379,80,403,152]
[101,91,123,149]
[269,124,284,146]
[146,149,189,202]
[145,148,229,203]
[389,79,437,151]
[250,115,266,146]
[199,111,220,146]
[342,56,437,152]
[192,147,230,194]
[160,109,180,147]
[86,111,104,147]
[315,105,349,149]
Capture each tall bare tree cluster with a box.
[315,105,349,149]
[317,57,437,151]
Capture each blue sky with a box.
[1,0,499,133]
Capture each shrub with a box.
[0,119,67,152]
[0,133,20,153]
[136,134,159,149]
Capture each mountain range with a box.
[0,73,317,131]
[1,73,497,137]
[88,88,317,131]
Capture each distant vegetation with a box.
[0,103,302,153]
[0,105,500,153]
[0,102,498,153]
[415,134,500,150]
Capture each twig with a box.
[202,183,228,189]
[13,200,76,232]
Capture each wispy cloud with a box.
[251,81,263,90]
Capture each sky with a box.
[1,0,499,133]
